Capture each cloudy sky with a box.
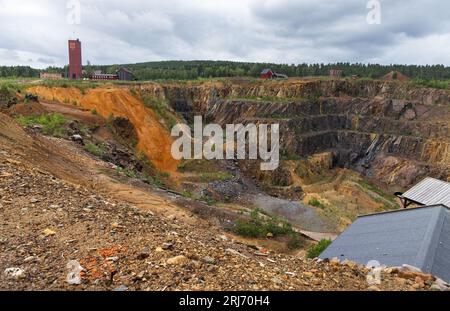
[1,0,449,68]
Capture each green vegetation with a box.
[4,62,450,83]
[141,94,178,129]
[0,83,17,104]
[90,108,98,115]
[356,179,399,207]
[82,61,450,81]
[307,239,332,258]
[201,196,217,206]
[287,234,304,250]
[306,91,323,104]
[15,113,68,137]
[0,66,39,78]
[115,166,167,188]
[411,78,450,90]
[233,209,292,238]
[84,141,107,158]
[233,209,304,249]
[281,152,302,161]
[309,198,326,209]
[0,81,26,105]
[181,190,196,199]
[38,79,101,93]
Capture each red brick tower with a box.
[68,39,82,79]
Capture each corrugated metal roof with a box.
[320,205,450,283]
[402,177,450,207]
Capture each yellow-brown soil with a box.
[27,86,179,175]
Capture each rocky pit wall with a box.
[27,79,450,190]
[136,79,450,189]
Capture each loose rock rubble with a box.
[0,155,448,291]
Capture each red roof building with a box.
[260,68,274,79]
[90,73,119,80]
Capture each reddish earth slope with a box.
[27,86,179,175]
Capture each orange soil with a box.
[27,86,179,175]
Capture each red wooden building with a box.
[90,73,119,80]
[260,68,274,79]
[260,68,288,79]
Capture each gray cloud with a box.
[0,0,449,68]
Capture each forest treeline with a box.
[2,61,450,81]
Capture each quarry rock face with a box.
[138,79,450,189]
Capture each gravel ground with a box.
[0,154,441,291]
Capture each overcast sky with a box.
[1,0,449,68]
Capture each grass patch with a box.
[411,78,449,90]
[114,166,167,188]
[356,179,398,205]
[281,152,302,161]
[307,239,332,258]
[84,141,107,158]
[15,113,68,137]
[233,209,293,238]
[309,198,326,209]
[141,94,179,129]
[233,209,305,249]
[181,190,196,199]
[201,195,217,206]
[38,79,101,93]
[0,82,23,107]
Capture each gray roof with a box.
[402,177,450,207]
[261,68,273,74]
[116,67,134,75]
[273,72,288,78]
[320,205,450,283]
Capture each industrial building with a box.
[320,177,450,283]
[68,39,82,79]
[89,68,134,81]
[67,39,135,81]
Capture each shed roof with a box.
[402,177,450,207]
[320,205,450,282]
[117,67,134,74]
[261,68,273,74]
